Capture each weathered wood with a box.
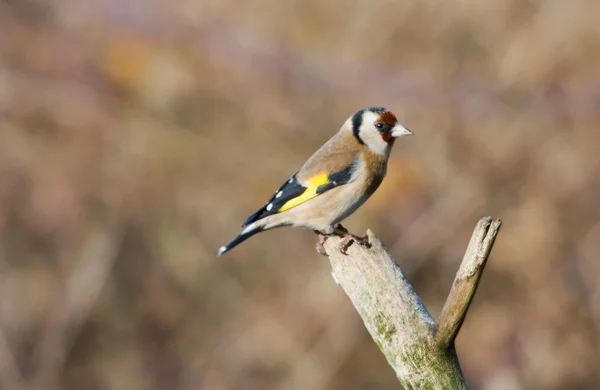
[324,217,502,389]
[436,218,502,348]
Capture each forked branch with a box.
[323,217,502,389]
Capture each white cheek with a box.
[360,129,389,155]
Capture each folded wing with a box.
[242,159,357,227]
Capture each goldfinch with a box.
[217,106,413,256]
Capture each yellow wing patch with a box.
[279,173,329,212]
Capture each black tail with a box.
[217,225,264,256]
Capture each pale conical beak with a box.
[391,124,414,137]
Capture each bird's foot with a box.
[338,233,370,254]
[334,225,370,254]
[315,231,330,256]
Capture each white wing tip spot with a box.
[217,246,227,256]
[266,203,273,211]
[289,178,294,183]
[276,191,282,198]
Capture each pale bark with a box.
[324,217,502,389]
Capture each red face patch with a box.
[381,131,395,144]
[377,111,397,126]
[376,111,397,144]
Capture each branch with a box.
[323,217,502,389]
[436,217,502,347]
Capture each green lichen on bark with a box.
[393,344,466,390]
[373,312,397,342]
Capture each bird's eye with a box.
[375,123,384,130]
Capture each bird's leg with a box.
[314,231,330,256]
[333,224,370,254]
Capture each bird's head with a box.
[348,107,413,155]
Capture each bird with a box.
[217,106,413,256]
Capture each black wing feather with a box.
[315,162,355,194]
[242,173,306,227]
[241,160,357,227]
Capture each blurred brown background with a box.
[1,0,600,389]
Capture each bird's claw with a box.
[338,233,370,255]
[316,226,370,255]
[315,232,329,256]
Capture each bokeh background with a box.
[1,0,600,389]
